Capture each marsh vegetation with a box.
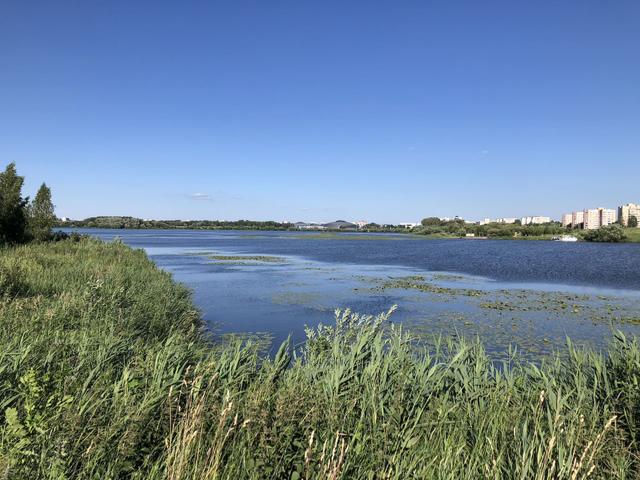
[1,239,640,478]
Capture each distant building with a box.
[398,222,420,229]
[618,203,640,227]
[571,211,584,229]
[496,217,517,224]
[479,218,492,226]
[561,213,573,227]
[583,208,617,230]
[521,216,551,225]
[323,220,357,230]
[355,220,368,229]
[294,222,327,230]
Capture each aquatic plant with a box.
[1,239,639,478]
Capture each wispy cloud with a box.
[188,193,213,201]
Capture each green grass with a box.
[1,239,640,479]
[623,228,640,242]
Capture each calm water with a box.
[74,229,640,360]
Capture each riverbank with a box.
[61,225,640,243]
[2,239,639,478]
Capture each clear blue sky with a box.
[1,1,639,223]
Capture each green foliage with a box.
[416,219,565,239]
[1,240,640,478]
[420,217,442,226]
[63,216,295,231]
[629,216,638,228]
[28,183,56,242]
[0,163,56,245]
[0,163,28,245]
[583,224,628,243]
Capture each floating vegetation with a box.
[372,275,485,298]
[479,300,520,311]
[207,254,286,263]
[432,273,466,281]
[271,291,327,311]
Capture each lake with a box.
[74,229,640,360]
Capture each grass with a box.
[623,228,640,243]
[1,239,640,478]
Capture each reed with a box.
[0,239,638,479]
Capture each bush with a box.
[583,224,628,243]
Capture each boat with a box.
[552,235,578,242]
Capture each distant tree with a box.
[421,217,442,226]
[629,216,638,228]
[583,224,627,243]
[0,163,28,245]
[28,183,56,241]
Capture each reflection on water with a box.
[73,229,640,361]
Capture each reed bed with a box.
[0,239,639,479]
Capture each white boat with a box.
[552,235,578,242]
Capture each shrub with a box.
[583,224,628,243]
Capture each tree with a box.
[0,163,28,245]
[29,183,56,241]
[421,217,442,226]
[629,216,638,228]
[583,224,627,243]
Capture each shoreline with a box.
[57,225,640,243]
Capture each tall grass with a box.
[0,239,639,479]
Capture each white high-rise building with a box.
[496,217,517,224]
[561,213,572,227]
[521,216,551,225]
[618,203,640,227]
[571,211,584,229]
[583,208,617,230]
[601,208,617,226]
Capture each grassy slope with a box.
[624,228,640,242]
[1,239,640,479]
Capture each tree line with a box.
[62,217,296,230]
[417,217,566,238]
[0,163,56,245]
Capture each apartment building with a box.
[561,213,572,227]
[618,203,640,227]
[521,216,551,225]
[583,208,617,230]
[571,211,584,229]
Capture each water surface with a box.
[74,229,640,360]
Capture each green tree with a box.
[583,224,627,243]
[421,217,442,226]
[0,163,28,245]
[28,183,56,242]
[629,216,638,228]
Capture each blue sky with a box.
[1,1,639,223]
